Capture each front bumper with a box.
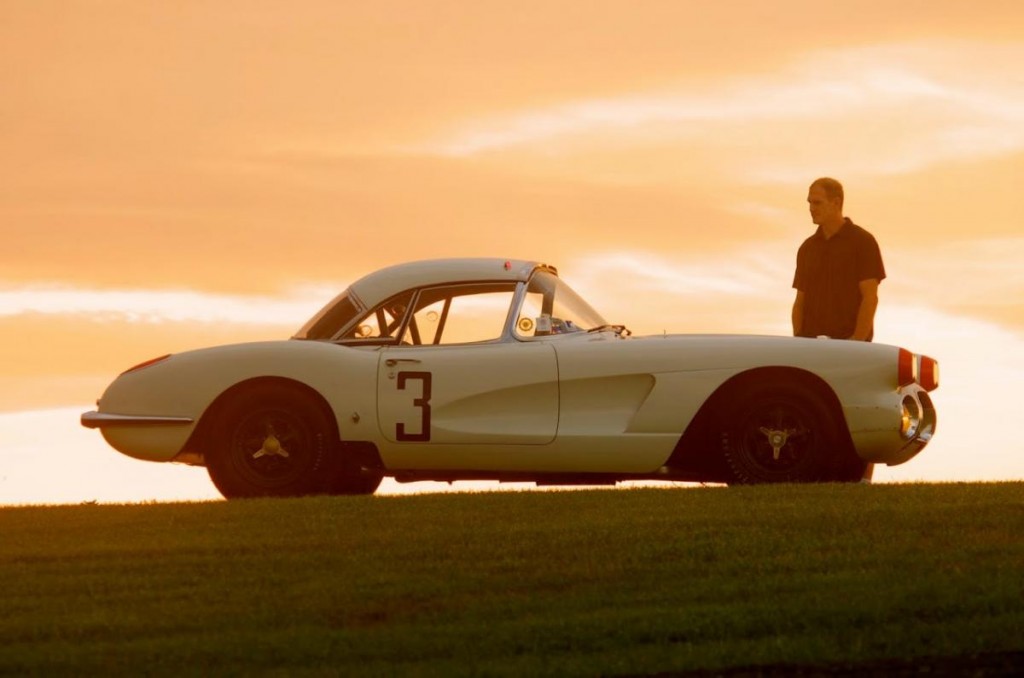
[81,411,194,428]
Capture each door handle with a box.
[385,358,422,367]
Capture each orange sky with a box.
[2,2,1023,503]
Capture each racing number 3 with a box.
[396,371,432,442]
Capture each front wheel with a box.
[206,385,337,499]
[721,385,840,484]
[328,470,384,496]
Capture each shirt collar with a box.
[816,217,853,241]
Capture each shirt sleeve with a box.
[793,243,807,290]
[857,231,886,283]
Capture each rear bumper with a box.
[845,389,936,466]
[81,411,194,429]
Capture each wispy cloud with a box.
[887,237,1024,326]
[421,41,1024,178]
[571,251,784,298]
[0,284,337,326]
[564,238,1024,337]
[562,249,793,337]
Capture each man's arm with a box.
[850,279,879,341]
[792,290,805,336]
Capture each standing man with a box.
[792,177,885,341]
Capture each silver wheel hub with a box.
[252,426,290,459]
[759,426,797,461]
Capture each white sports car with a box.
[82,258,938,498]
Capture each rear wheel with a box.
[722,385,839,484]
[206,385,336,499]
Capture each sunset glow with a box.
[3,2,1023,504]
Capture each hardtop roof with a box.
[348,258,554,307]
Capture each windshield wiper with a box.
[587,324,632,337]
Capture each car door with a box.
[378,342,558,445]
[376,283,558,448]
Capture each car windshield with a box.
[293,290,360,340]
[514,270,607,337]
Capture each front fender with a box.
[93,340,380,462]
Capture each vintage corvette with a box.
[82,258,938,498]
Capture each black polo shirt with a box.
[793,218,885,340]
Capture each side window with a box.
[410,284,516,345]
[515,270,601,336]
[516,289,547,336]
[295,292,360,341]
[342,291,414,343]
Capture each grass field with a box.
[1,482,1021,676]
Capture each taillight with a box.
[898,348,917,387]
[919,355,940,392]
[121,354,171,375]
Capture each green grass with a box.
[1,482,1021,676]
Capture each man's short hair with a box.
[810,177,844,206]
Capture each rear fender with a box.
[663,366,855,478]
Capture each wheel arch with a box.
[664,365,856,478]
[714,366,847,420]
[183,376,341,463]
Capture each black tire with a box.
[721,385,839,484]
[327,470,384,496]
[206,384,337,499]
[833,453,870,483]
